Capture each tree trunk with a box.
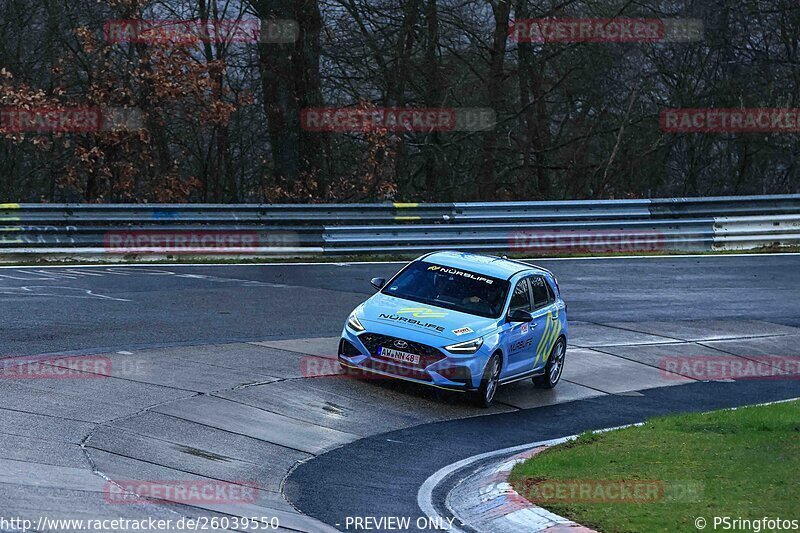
[475,0,511,200]
[255,1,300,193]
[515,0,551,198]
[423,0,445,195]
[388,0,420,197]
[293,0,330,198]
[253,0,326,199]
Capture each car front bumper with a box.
[338,326,490,392]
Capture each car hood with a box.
[357,292,499,343]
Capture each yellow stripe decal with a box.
[394,216,421,221]
[545,321,562,362]
[393,202,419,208]
[0,203,20,209]
[536,311,562,364]
[536,321,547,361]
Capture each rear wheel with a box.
[533,337,565,389]
[472,354,501,407]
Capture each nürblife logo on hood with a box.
[378,307,446,333]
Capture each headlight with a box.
[444,337,483,354]
[346,311,365,332]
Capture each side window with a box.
[545,279,556,303]
[509,278,531,312]
[530,276,551,309]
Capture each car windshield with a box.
[381,261,510,318]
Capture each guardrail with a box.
[1,194,799,259]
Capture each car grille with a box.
[358,333,445,368]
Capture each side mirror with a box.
[508,309,533,323]
[370,277,386,290]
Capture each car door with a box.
[529,275,561,371]
[502,277,546,377]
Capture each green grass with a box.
[509,400,800,532]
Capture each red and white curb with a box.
[416,433,599,533]
[417,434,593,533]
[443,445,595,532]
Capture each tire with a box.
[472,353,501,407]
[533,337,566,389]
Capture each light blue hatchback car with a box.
[338,251,568,407]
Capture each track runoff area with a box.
[0,253,798,532]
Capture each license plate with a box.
[378,347,420,365]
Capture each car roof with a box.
[416,251,549,280]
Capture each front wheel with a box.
[533,337,566,389]
[472,354,501,408]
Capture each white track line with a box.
[0,252,798,269]
[417,397,799,533]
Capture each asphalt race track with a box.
[1,254,799,532]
